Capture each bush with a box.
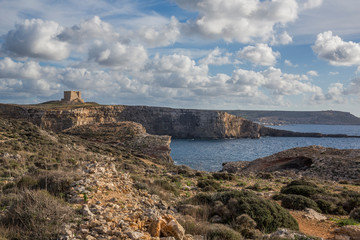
[206,224,244,240]
[281,194,320,212]
[178,216,243,239]
[1,190,75,240]
[287,179,317,188]
[197,179,221,191]
[315,199,337,214]
[281,185,324,197]
[350,207,360,222]
[212,172,235,181]
[188,190,298,233]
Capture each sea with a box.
[170,124,360,172]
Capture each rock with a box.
[334,225,360,240]
[82,205,94,218]
[303,208,327,221]
[126,231,144,239]
[161,215,185,240]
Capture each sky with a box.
[1,0,360,116]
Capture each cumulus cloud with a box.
[199,48,232,66]
[88,41,148,69]
[345,77,360,95]
[58,16,118,45]
[312,82,345,103]
[312,31,360,66]
[271,31,293,45]
[237,44,280,66]
[175,0,300,43]
[136,16,180,47]
[2,19,69,60]
[307,70,319,76]
[0,57,58,96]
[148,54,209,88]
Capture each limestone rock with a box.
[303,208,327,221]
[334,225,360,240]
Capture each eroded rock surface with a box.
[222,145,360,181]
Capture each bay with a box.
[170,124,360,172]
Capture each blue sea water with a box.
[170,124,360,172]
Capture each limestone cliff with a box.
[64,122,172,163]
[0,104,262,139]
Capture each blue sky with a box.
[1,0,360,116]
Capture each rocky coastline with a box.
[0,104,360,240]
[1,103,359,140]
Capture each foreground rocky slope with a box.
[1,116,360,240]
[222,145,360,182]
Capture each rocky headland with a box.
[227,110,360,125]
[222,145,360,182]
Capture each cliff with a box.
[227,110,360,125]
[64,122,172,163]
[1,103,358,139]
[0,104,262,139]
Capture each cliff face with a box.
[64,122,172,163]
[227,110,360,125]
[0,104,262,139]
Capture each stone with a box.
[161,215,185,240]
[82,205,94,218]
[334,225,360,240]
[126,231,144,239]
[303,208,327,221]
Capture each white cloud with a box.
[307,70,319,76]
[271,31,293,45]
[147,54,209,88]
[312,82,345,103]
[237,44,280,66]
[312,31,360,66]
[199,48,232,66]
[136,16,180,47]
[2,19,69,60]
[58,16,118,45]
[344,77,360,95]
[284,59,298,67]
[88,41,148,69]
[299,0,323,10]
[329,71,339,75]
[175,0,300,43]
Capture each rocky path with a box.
[61,160,194,240]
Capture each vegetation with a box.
[182,190,299,233]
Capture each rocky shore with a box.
[222,145,360,182]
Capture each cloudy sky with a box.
[1,0,360,116]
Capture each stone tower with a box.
[61,91,85,104]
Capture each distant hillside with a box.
[226,110,360,125]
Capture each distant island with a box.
[226,110,360,125]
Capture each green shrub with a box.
[188,190,298,233]
[206,224,244,240]
[1,190,75,240]
[197,179,221,191]
[287,179,317,188]
[315,199,336,214]
[335,218,360,227]
[212,172,235,181]
[281,185,324,197]
[281,194,320,212]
